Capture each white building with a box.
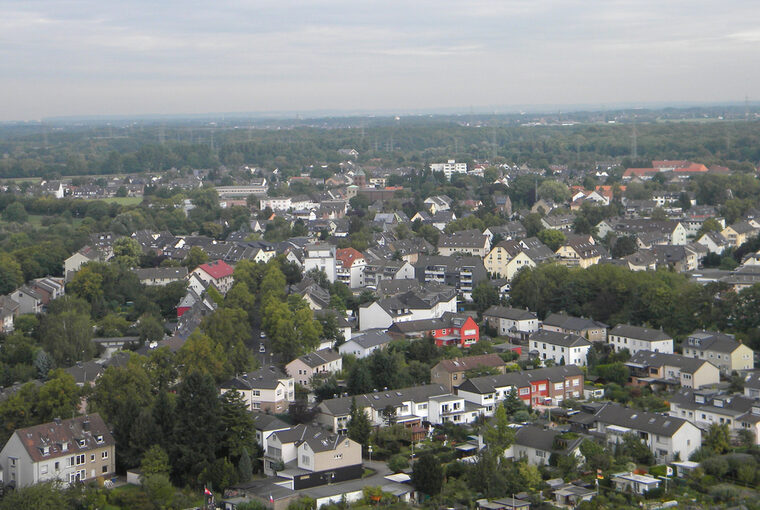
[430,160,467,181]
[529,330,592,366]
[358,285,457,331]
[608,324,674,355]
[303,243,337,283]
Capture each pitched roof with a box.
[514,425,583,455]
[133,266,188,281]
[336,247,365,268]
[434,354,504,374]
[543,313,607,332]
[317,384,450,417]
[221,366,291,391]
[483,305,537,321]
[197,259,234,279]
[294,348,341,368]
[609,324,672,342]
[686,330,742,353]
[594,403,689,437]
[345,330,393,349]
[626,350,712,374]
[251,412,292,432]
[531,330,591,348]
[457,365,583,394]
[14,413,114,463]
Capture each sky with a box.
[2,0,759,121]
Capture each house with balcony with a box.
[263,424,362,489]
[721,221,759,248]
[437,230,491,257]
[456,365,584,412]
[626,351,720,389]
[191,259,235,294]
[592,403,701,462]
[220,367,295,414]
[427,394,483,425]
[555,237,602,269]
[335,248,365,289]
[681,330,754,374]
[484,238,555,280]
[362,258,415,287]
[414,255,488,301]
[303,243,337,283]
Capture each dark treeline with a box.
[1,116,760,178]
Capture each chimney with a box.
[82,420,90,431]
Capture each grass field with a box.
[83,196,143,205]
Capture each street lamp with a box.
[368,445,373,462]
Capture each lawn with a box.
[85,196,143,206]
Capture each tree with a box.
[38,296,94,365]
[0,481,69,510]
[238,447,253,483]
[34,370,80,423]
[219,389,257,459]
[347,398,371,447]
[138,314,165,344]
[537,228,566,251]
[171,371,222,487]
[696,217,723,238]
[347,363,374,395]
[483,403,515,456]
[537,181,570,203]
[141,444,171,477]
[2,201,28,223]
[0,253,24,294]
[472,281,500,314]
[112,237,142,267]
[142,473,175,508]
[704,423,731,454]
[412,452,443,496]
[183,246,208,269]
[177,331,228,382]
[611,235,637,258]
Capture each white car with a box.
[259,343,266,353]
[260,331,266,338]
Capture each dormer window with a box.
[61,442,68,452]
[78,439,87,448]
[95,435,104,444]
[42,446,50,456]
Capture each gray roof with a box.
[594,402,690,437]
[543,313,607,332]
[668,388,755,418]
[133,266,188,281]
[296,348,341,368]
[457,365,583,395]
[437,229,489,249]
[626,350,713,374]
[609,324,672,342]
[251,413,291,432]
[744,372,760,390]
[221,366,290,391]
[317,384,450,417]
[345,330,392,349]
[483,305,537,321]
[514,425,583,455]
[530,330,591,348]
[686,330,742,353]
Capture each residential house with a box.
[251,413,291,454]
[220,367,295,414]
[0,414,115,487]
[483,222,526,243]
[387,312,480,348]
[626,351,720,389]
[484,238,555,280]
[456,365,584,411]
[540,214,575,232]
[414,255,488,301]
[437,230,491,257]
[529,330,592,366]
[335,248,365,289]
[608,324,673,355]
[482,306,539,340]
[431,354,506,391]
[596,218,687,246]
[668,388,760,444]
[623,250,658,271]
[555,237,602,268]
[303,243,337,283]
[9,286,42,315]
[650,245,699,272]
[64,246,104,281]
[338,330,392,359]
[358,283,457,331]
[424,195,452,214]
[316,384,452,433]
[191,259,235,294]
[611,472,660,495]
[133,267,188,286]
[681,330,754,374]
[505,425,583,466]
[542,313,607,342]
[696,231,731,255]
[592,403,701,462]
[430,160,467,180]
[0,296,19,333]
[427,393,484,426]
[285,349,342,388]
[263,424,362,489]
[721,221,760,248]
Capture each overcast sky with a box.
[2,0,759,120]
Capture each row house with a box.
[592,403,701,463]
[596,218,687,246]
[608,324,673,355]
[456,365,585,412]
[430,354,506,392]
[483,221,526,243]
[338,330,393,359]
[668,388,760,445]
[506,425,584,466]
[482,305,539,340]
[540,214,575,232]
[315,384,453,433]
[626,350,720,389]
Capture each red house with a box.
[387,312,480,348]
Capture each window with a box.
[253,403,261,409]
[102,451,109,460]
[334,453,343,460]
[519,388,530,396]
[90,454,95,462]
[535,450,545,457]
[54,461,59,471]
[102,465,108,473]
[301,455,310,465]
[76,454,85,465]
[41,464,48,475]
[95,435,103,444]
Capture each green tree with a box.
[412,452,443,496]
[177,331,228,382]
[704,422,731,454]
[238,447,253,483]
[138,314,165,344]
[483,403,515,456]
[347,398,371,447]
[472,281,500,314]
[219,389,258,459]
[183,246,208,269]
[112,237,142,267]
[141,444,171,477]
[34,370,80,423]
[0,253,24,294]
[38,297,94,365]
[0,481,68,510]
[2,201,28,223]
[142,473,175,508]
[537,228,566,251]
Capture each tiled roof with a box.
[434,354,504,374]
[197,259,234,280]
[14,414,114,463]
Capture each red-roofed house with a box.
[623,168,659,181]
[191,259,235,294]
[336,248,366,288]
[652,160,689,171]
[673,162,709,178]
